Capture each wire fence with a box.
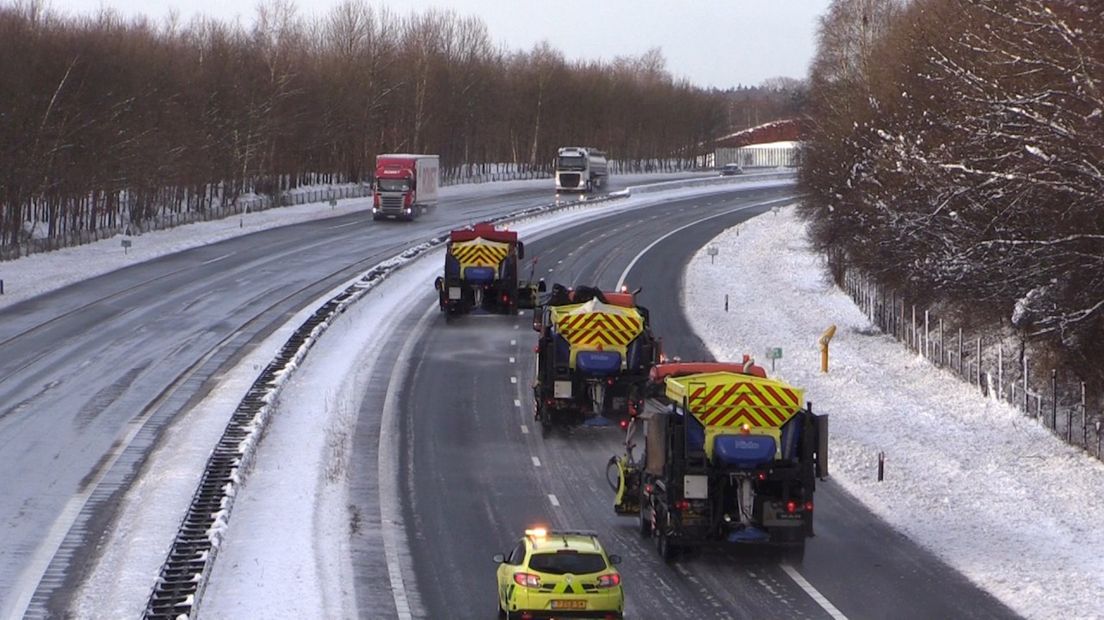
[1,159,708,263]
[843,269,1104,461]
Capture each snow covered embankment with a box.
[683,205,1104,620]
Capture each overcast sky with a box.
[49,1,832,88]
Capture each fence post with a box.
[911,305,917,352]
[976,337,982,391]
[1055,369,1064,440]
[1080,382,1087,448]
[939,318,944,367]
[1023,354,1029,415]
[924,310,930,359]
[958,328,963,375]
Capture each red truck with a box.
[372,154,440,221]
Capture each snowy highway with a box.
[0,173,703,618]
[9,175,1099,619]
[355,187,1013,619]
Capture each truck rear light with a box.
[786,500,797,514]
[513,572,541,587]
[597,573,621,588]
[757,471,767,481]
[675,499,690,511]
[619,419,628,429]
[644,483,653,495]
[804,501,814,512]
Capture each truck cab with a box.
[372,154,439,221]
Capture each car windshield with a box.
[557,156,586,170]
[378,179,409,191]
[529,551,606,575]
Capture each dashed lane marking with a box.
[532,457,541,467]
[510,376,517,384]
[521,425,529,434]
[509,356,516,363]
[514,399,521,407]
[548,494,560,507]
[781,564,848,620]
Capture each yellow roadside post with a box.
[818,324,837,373]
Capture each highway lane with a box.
[0,173,695,617]
[370,185,1018,619]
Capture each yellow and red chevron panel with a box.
[449,237,510,269]
[666,372,803,430]
[551,300,644,349]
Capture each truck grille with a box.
[558,173,581,189]
[380,195,404,213]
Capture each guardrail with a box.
[141,173,796,618]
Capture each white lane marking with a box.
[548,494,560,507]
[557,260,563,264]
[4,316,240,619]
[532,457,542,467]
[510,376,518,384]
[326,221,359,229]
[615,196,796,289]
[514,399,521,407]
[547,268,554,272]
[509,356,516,364]
[521,425,529,434]
[378,302,438,620]
[201,252,235,265]
[510,339,516,346]
[781,564,848,620]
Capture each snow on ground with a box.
[72,176,793,618]
[0,174,685,311]
[683,205,1104,620]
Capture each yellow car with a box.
[493,528,624,619]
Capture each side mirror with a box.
[608,554,622,565]
[537,279,547,292]
[434,276,443,291]
[517,241,525,260]
[493,553,506,563]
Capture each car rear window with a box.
[529,551,607,575]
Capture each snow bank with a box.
[684,205,1104,620]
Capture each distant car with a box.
[719,163,744,176]
[494,528,624,619]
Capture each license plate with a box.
[551,600,586,610]
[448,287,462,300]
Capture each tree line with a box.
[0,0,735,251]
[800,0,1103,399]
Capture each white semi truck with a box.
[555,147,608,193]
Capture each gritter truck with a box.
[613,360,828,561]
[532,285,660,430]
[434,222,543,316]
[372,153,439,221]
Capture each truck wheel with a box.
[637,502,652,537]
[657,527,676,562]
